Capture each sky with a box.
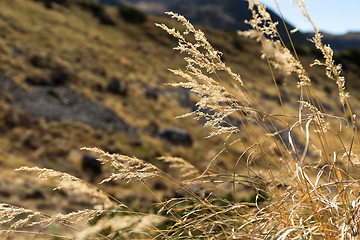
[259,0,360,35]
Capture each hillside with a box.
[118,0,310,45]
[0,0,263,216]
[321,32,360,50]
[117,0,360,50]
[2,0,360,236]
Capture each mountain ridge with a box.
[100,0,360,50]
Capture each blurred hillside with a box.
[115,0,360,50]
[1,0,360,221]
[319,32,360,51]
[119,0,310,45]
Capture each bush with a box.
[118,4,147,24]
[52,0,69,5]
[77,0,105,17]
[76,1,115,25]
[33,0,70,8]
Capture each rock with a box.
[145,87,159,100]
[107,77,121,94]
[52,68,70,85]
[153,181,167,191]
[0,76,138,137]
[99,69,106,76]
[26,76,49,86]
[275,77,284,85]
[324,85,332,95]
[159,127,193,147]
[107,77,128,96]
[25,189,45,200]
[30,54,51,68]
[82,153,102,182]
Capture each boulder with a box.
[153,181,167,191]
[25,189,45,200]
[107,77,128,96]
[30,54,51,68]
[324,85,333,95]
[107,77,120,93]
[82,153,102,182]
[145,87,159,100]
[159,127,193,147]
[26,76,49,86]
[52,68,70,85]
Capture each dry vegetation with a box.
[2,0,360,239]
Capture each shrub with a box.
[1,0,359,239]
[118,4,147,24]
[52,0,69,6]
[76,1,115,25]
[33,0,70,8]
[77,1,105,17]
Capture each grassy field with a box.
[1,0,360,239]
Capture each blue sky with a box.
[259,0,360,35]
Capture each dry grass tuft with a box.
[1,0,360,239]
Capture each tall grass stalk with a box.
[1,0,360,239]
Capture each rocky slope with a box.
[1,0,360,222]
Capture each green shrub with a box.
[76,1,115,25]
[32,0,70,7]
[77,0,105,17]
[52,0,69,5]
[118,4,147,24]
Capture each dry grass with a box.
[151,2,360,239]
[2,0,360,239]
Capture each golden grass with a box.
[2,0,360,239]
